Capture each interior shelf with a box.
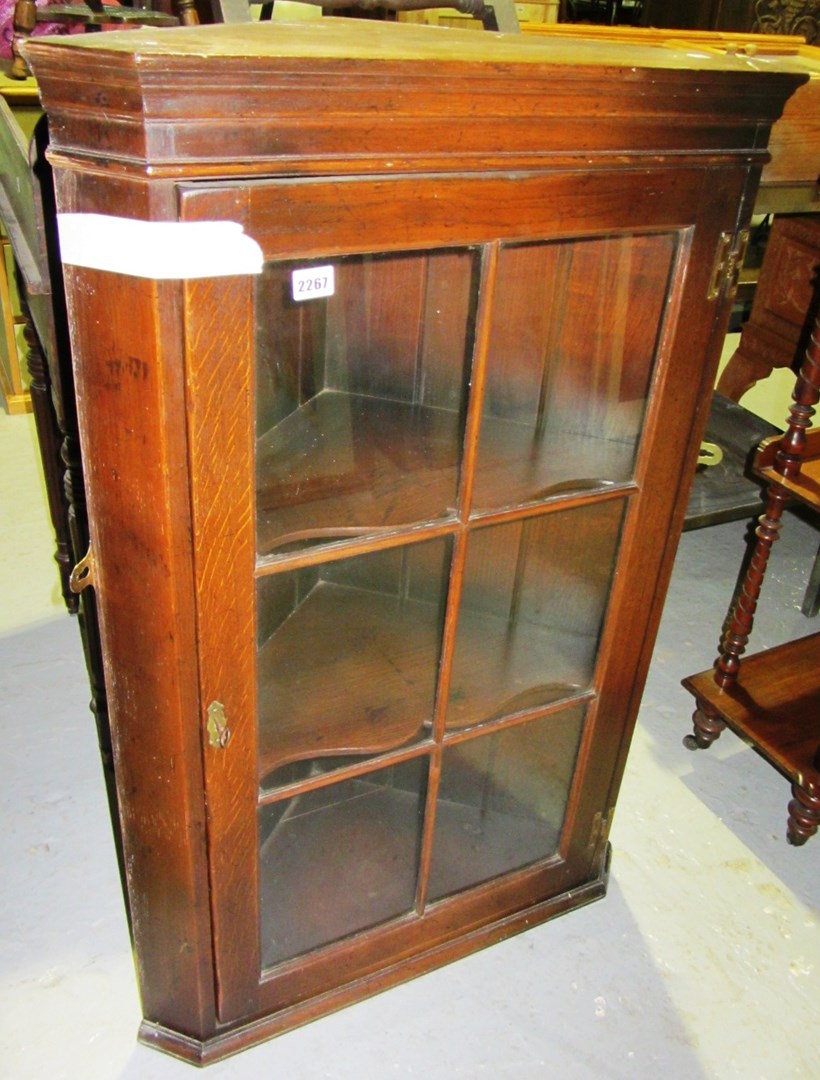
[445,602,591,727]
[472,413,635,510]
[257,582,442,778]
[257,579,594,784]
[256,390,637,557]
[256,391,462,555]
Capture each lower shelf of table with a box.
[755,427,820,515]
[682,631,820,786]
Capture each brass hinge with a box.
[707,229,750,301]
[206,700,231,750]
[69,545,96,594]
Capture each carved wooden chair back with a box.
[9,0,200,79]
[206,0,519,32]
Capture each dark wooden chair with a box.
[9,0,199,80]
[683,311,820,845]
[2,0,203,921]
[204,0,519,31]
[717,219,820,616]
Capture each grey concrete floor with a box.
[1,408,818,1079]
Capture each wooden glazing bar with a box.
[413,243,500,911]
[254,517,461,577]
[429,243,501,747]
[414,748,442,914]
[256,741,436,807]
[468,481,637,528]
[455,241,499,524]
[439,688,597,749]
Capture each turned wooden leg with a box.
[713,312,820,689]
[21,299,78,612]
[787,778,820,846]
[9,0,35,80]
[176,0,200,24]
[683,701,726,750]
[716,495,789,687]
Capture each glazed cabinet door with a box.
[179,166,747,1025]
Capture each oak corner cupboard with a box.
[23,20,804,1065]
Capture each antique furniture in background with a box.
[714,219,820,614]
[0,207,29,413]
[0,93,124,892]
[718,215,820,401]
[754,0,819,42]
[0,98,75,602]
[640,0,818,42]
[0,65,38,413]
[684,392,780,528]
[683,312,820,845]
[208,0,521,30]
[25,20,803,1064]
[8,0,197,80]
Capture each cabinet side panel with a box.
[61,264,217,1037]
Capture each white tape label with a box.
[56,214,264,280]
[291,265,335,302]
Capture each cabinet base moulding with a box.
[138,851,610,1066]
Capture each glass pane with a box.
[473,232,676,511]
[259,757,428,968]
[256,539,451,786]
[428,704,586,901]
[255,248,478,555]
[447,501,624,729]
